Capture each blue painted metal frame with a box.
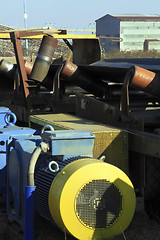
[0,107,38,204]
[24,186,36,240]
[0,108,96,240]
[41,130,95,160]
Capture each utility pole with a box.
[23,0,28,56]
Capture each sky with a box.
[0,0,160,30]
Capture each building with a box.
[96,14,160,52]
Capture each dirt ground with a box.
[116,211,160,240]
[1,210,160,240]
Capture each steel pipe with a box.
[0,59,16,78]
[29,35,58,82]
[61,61,108,98]
[127,65,160,97]
[24,59,33,75]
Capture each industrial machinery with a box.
[0,107,136,240]
[1,30,160,239]
[0,30,119,121]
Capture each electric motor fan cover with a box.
[49,158,136,240]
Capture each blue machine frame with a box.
[0,107,95,240]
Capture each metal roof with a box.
[96,14,160,22]
[115,16,160,21]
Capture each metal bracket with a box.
[10,31,31,109]
[52,64,64,110]
[120,70,132,118]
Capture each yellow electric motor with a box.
[49,158,136,240]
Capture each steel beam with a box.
[129,130,160,158]
[10,31,31,109]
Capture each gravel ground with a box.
[0,37,70,59]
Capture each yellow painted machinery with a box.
[48,158,136,240]
[0,107,136,240]
[2,28,160,240]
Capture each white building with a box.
[96,14,160,52]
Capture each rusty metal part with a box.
[0,29,66,40]
[120,65,160,118]
[0,59,34,93]
[10,31,31,109]
[29,35,58,82]
[24,60,33,75]
[61,60,78,78]
[61,61,108,98]
[0,59,33,77]
[130,66,156,90]
[125,65,160,97]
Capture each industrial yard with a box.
[1,15,160,240]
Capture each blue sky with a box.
[0,0,160,29]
